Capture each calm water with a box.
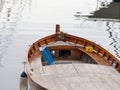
[0,0,120,89]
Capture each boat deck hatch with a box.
[59,50,71,57]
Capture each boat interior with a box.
[41,41,97,66]
[25,24,120,90]
[26,25,120,72]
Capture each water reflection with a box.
[85,0,120,59]
[106,21,120,58]
[0,22,15,67]
[0,0,31,66]
[89,2,120,20]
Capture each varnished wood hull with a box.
[25,24,120,90]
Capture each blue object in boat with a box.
[40,46,54,65]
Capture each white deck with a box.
[30,58,120,90]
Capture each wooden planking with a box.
[79,47,110,65]
[73,63,111,74]
[27,31,120,71]
[54,64,77,77]
[29,57,120,90]
[30,57,44,77]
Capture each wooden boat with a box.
[24,24,120,90]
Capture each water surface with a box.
[0,0,119,89]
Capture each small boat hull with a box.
[25,24,120,90]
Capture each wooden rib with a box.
[27,33,120,72]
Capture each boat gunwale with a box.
[26,33,120,70]
[25,28,120,89]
